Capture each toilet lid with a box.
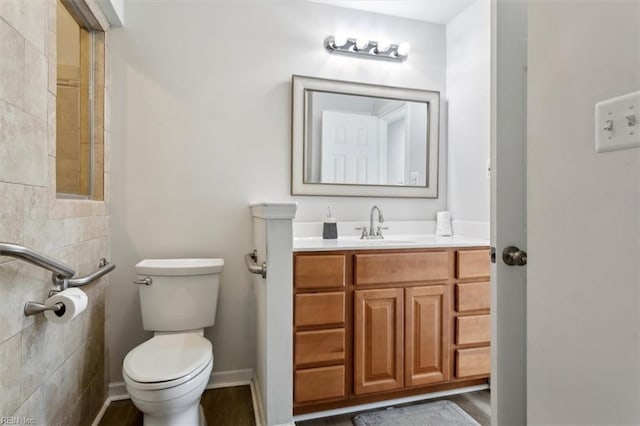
[123,334,212,383]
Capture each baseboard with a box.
[108,381,128,401]
[108,368,254,401]
[205,368,254,390]
[97,368,255,423]
[251,376,267,426]
[292,384,490,422]
[90,397,111,426]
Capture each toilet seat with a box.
[124,333,212,390]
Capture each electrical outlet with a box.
[595,91,640,153]
[410,171,419,186]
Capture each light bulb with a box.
[333,34,347,48]
[376,39,390,53]
[355,39,369,51]
[397,42,411,56]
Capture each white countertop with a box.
[293,234,490,252]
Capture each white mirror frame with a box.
[291,75,440,198]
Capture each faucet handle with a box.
[355,226,368,239]
[376,226,389,237]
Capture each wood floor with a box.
[98,386,256,426]
[99,386,489,426]
[296,390,491,426]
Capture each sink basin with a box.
[292,236,419,250]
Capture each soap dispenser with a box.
[322,206,338,239]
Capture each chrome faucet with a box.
[370,205,384,237]
[356,205,387,239]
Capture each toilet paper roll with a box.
[436,211,453,236]
[44,288,88,324]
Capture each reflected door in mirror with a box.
[321,111,379,184]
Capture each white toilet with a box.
[123,258,224,426]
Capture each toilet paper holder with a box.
[0,242,116,317]
[24,301,65,317]
[22,258,114,317]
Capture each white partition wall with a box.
[250,202,298,426]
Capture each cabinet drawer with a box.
[456,282,490,312]
[455,347,490,378]
[295,255,346,289]
[295,292,345,327]
[295,365,345,403]
[456,314,490,345]
[354,251,449,285]
[456,250,490,280]
[295,329,345,366]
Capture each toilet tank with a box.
[135,258,224,332]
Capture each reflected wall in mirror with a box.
[292,75,439,198]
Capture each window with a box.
[56,0,105,200]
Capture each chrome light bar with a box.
[324,35,409,62]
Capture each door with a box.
[491,0,527,424]
[527,1,640,424]
[354,288,404,395]
[405,285,449,387]
[321,111,379,184]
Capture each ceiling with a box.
[312,0,476,24]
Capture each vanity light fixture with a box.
[324,35,410,62]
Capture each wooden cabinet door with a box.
[405,285,449,387]
[354,288,404,395]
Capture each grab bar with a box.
[0,242,76,284]
[65,258,116,289]
[0,243,116,289]
[245,250,267,279]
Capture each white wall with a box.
[528,1,639,424]
[446,1,490,225]
[108,2,446,383]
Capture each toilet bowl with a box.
[123,258,224,426]
[124,333,213,426]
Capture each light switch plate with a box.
[595,90,640,153]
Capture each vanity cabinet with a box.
[293,247,490,414]
[293,254,347,405]
[404,285,449,387]
[452,249,491,380]
[353,285,449,395]
[353,288,404,395]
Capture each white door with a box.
[321,111,379,184]
[527,1,640,425]
[491,0,527,424]
[496,1,640,424]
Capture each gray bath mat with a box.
[353,400,480,426]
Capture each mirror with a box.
[292,75,439,198]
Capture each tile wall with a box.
[0,0,111,424]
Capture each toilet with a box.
[123,258,224,426]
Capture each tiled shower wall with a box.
[0,0,111,424]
